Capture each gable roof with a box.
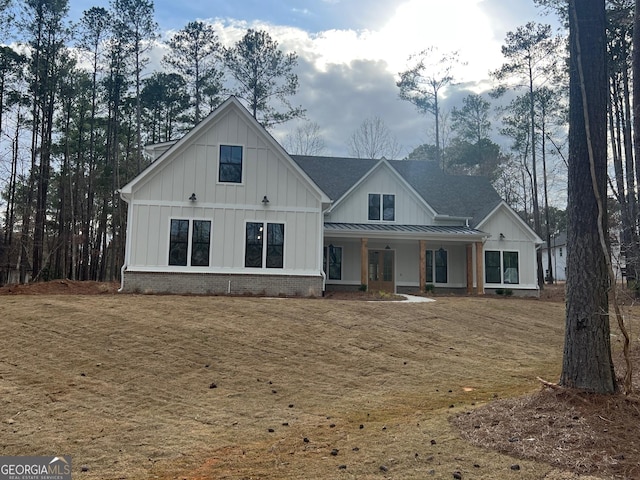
[291,156,503,227]
[120,96,329,204]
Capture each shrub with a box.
[424,283,435,293]
[495,288,504,295]
[359,284,367,292]
[504,289,513,296]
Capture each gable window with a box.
[368,193,395,221]
[425,248,448,283]
[219,145,243,183]
[245,222,285,268]
[323,245,343,280]
[485,250,519,284]
[169,219,211,267]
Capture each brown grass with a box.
[0,282,637,479]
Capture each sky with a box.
[67,0,563,158]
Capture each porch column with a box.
[466,244,473,294]
[419,240,426,292]
[360,238,368,288]
[475,241,484,295]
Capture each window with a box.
[368,194,380,220]
[169,219,211,267]
[435,249,447,283]
[323,245,343,280]
[219,145,243,183]
[245,222,285,268]
[485,250,519,284]
[503,251,519,284]
[266,223,284,268]
[559,247,563,257]
[368,193,395,221]
[191,220,211,266]
[425,249,448,284]
[383,194,395,221]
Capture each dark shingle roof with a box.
[292,155,376,200]
[292,156,503,227]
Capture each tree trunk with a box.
[561,0,616,394]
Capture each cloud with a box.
[146,0,561,157]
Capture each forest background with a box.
[0,0,635,286]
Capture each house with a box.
[539,232,567,282]
[119,96,543,296]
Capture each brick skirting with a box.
[121,271,323,297]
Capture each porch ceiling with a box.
[324,222,488,241]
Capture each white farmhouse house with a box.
[119,96,543,296]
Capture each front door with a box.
[368,249,395,292]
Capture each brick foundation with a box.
[121,271,323,297]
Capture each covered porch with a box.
[322,223,489,295]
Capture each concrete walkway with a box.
[399,294,436,303]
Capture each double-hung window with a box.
[368,193,395,221]
[219,145,243,183]
[169,219,211,266]
[245,222,285,268]
[485,250,519,284]
[426,249,448,283]
[323,245,343,280]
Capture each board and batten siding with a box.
[126,107,323,274]
[326,164,436,224]
[478,204,539,289]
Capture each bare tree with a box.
[347,116,402,159]
[284,121,326,156]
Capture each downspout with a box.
[118,189,131,293]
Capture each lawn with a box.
[0,287,635,479]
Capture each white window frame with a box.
[217,143,245,185]
[167,218,212,267]
[425,248,448,284]
[324,245,343,280]
[485,249,520,285]
[368,193,396,222]
[243,220,286,269]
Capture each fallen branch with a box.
[537,377,561,389]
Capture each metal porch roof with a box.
[324,222,488,238]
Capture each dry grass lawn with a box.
[0,282,638,479]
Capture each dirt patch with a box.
[0,279,119,295]
[453,387,640,479]
[0,281,637,479]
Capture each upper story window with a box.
[169,219,211,267]
[368,193,395,221]
[219,145,243,183]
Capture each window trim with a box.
[168,218,212,267]
[217,144,245,184]
[323,244,343,280]
[244,220,286,269]
[368,193,396,222]
[484,249,520,285]
[425,248,448,284]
